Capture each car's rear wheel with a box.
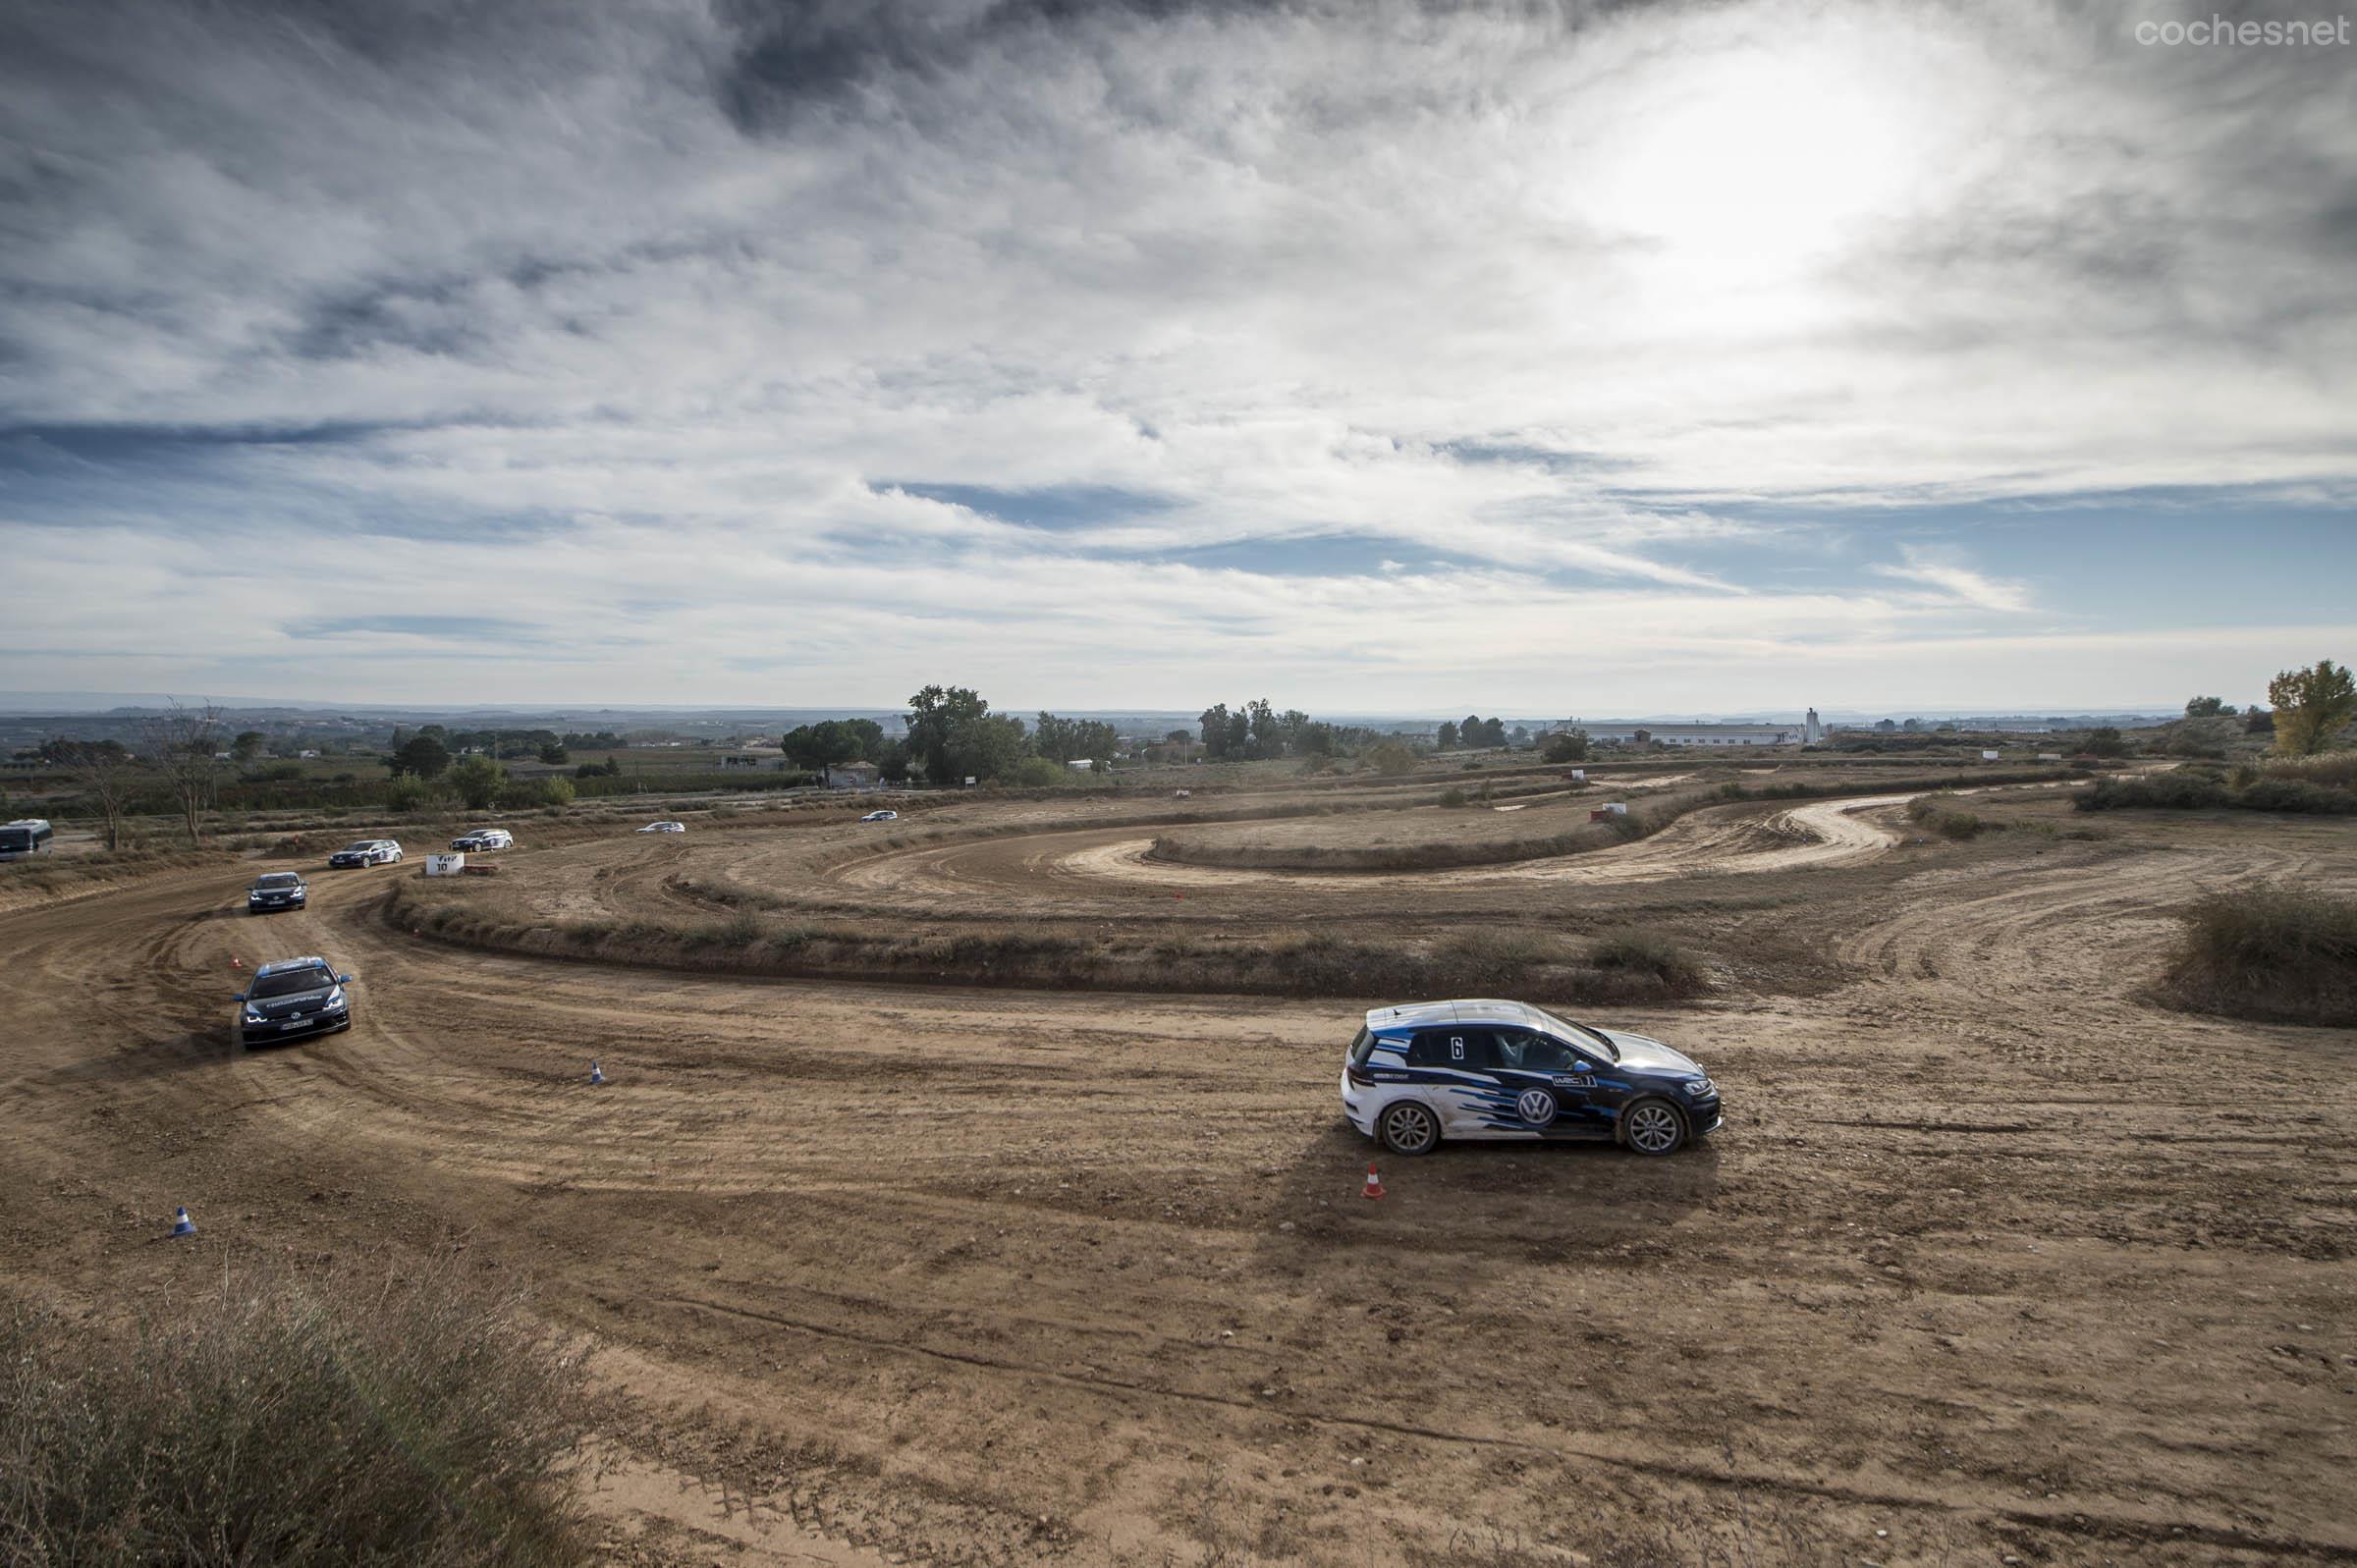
[1378,1101,1441,1157]
[1621,1099,1687,1157]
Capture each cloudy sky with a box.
[2,0,2351,715]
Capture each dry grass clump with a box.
[2156,886,2357,1026]
[2262,752,2357,789]
[0,1256,591,1567]
[1587,931,1707,995]
[1904,793,1986,839]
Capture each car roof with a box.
[253,955,332,977]
[1364,998,1553,1032]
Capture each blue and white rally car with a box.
[1343,999,1723,1157]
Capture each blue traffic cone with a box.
[589,1060,606,1086]
[172,1205,195,1237]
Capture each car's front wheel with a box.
[1378,1101,1441,1157]
[1621,1099,1687,1157]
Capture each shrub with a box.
[0,1257,590,1567]
[1587,931,1705,993]
[2265,752,2357,789]
[2157,886,2357,1025]
[1438,786,1468,807]
[1905,793,1987,839]
[2076,773,2230,812]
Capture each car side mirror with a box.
[337,974,355,984]
[233,992,247,1002]
[1573,1060,1591,1073]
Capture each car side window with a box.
[1408,1029,1493,1069]
[1518,1034,1578,1073]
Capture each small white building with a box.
[1066,758,1094,772]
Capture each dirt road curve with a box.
[1,799,2353,1566]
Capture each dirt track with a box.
[2,789,2353,1566]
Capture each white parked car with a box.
[859,809,899,822]
[636,820,686,834]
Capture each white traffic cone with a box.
[589,1060,606,1086]
[1362,1163,1386,1200]
[172,1205,195,1237]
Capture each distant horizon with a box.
[0,689,2196,725]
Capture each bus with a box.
[0,819,55,860]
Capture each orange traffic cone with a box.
[1362,1163,1385,1200]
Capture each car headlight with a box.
[1683,1077,1715,1097]
[323,990,348,1011]
[243,1009,265,1025]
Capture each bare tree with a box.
[136,700,225,845]
[55,738,145,850]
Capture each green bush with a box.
[0,1258,590,1567]
[2158,886,2357,1025]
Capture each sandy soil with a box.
[1,787,2353,1566]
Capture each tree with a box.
[449,754,508,810]
[231,730,266,764]
[781,720,882,770]
[906,686,994,784]
[53,738,141,850]
[2082,726,2130,758]
[949,712,1029,784]
[2268,660,2357,756]
[136,700,225,845]
[538,741,568,765]
[386,733,451,780]
[1479,717,1507,748]
[1365,740,1415,776]
[2244,707,2275,735]
[1435,721,1459,750]
[1165,729,1191,745]
[1033,713,1118,765]
[2183,696,2226,719]
[1542,729,1590,764]
[1462,714,1483,749]
[1198,704,1233,760]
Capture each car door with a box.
[1406,1028,1503,1134]
[1492,1030,1610,1137]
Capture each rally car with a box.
[245,871,307,914]
[233,955,356,1050]
[1342,999,1723,1157]
[450,828,515,851]
[327,838,403,868]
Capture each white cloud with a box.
[0,0,2349,706]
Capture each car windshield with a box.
[339,841,374,853]
[250,967,331,999]
[1534,1006,1618,1060]
[254,874,301,889]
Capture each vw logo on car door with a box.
[1515,1087,1558,1126]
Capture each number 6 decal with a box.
[1450,1035,1465,1061]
